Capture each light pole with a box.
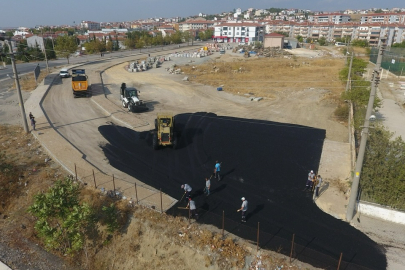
[4,39,29,133]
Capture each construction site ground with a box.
[0,44,404,269]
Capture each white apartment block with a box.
[213,22,264,43]
[308,13,351,24]
[360,12,405,24]
[178,20,215,31]
[81,21,101,30]
[265,21,405,47]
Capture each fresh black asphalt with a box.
[98,112,386,269]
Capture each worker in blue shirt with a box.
[214,160,221,181]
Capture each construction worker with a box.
[315,175,323,197]
[181,184,192,201]
[305,170,315,191]
[214,161,221,181]
[237,197,248,222]
[187,197,198,219]
[204,176,211,196]
[30,116,36,131]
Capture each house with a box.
[213,22,264,43]
[264,33,284,48]
[81,21,101,30]
[26,35,45,51]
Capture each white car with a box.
[59,68,70,78]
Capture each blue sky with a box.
[0,0,403,28]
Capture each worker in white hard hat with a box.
[237,197,248,222]
[305,170,315,191]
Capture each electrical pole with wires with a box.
[5,40,29,133]
[346,38,386,222]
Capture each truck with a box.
[71,69,91,97]
[152,113,178,150]
[120,83,148,112]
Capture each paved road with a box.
[0,43,202,81]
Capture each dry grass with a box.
[12,71,51,92]
[180,56,345,99]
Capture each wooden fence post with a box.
[222,210,225,237]
[112,174,116,196]
[257,222,260,251]
[290,234,295,263]
[160,188,163,214]
[92,169,96,188]
[74,163,77,181]
[337,252,343,270]
[134,183,139,204]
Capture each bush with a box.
[334,104,349,121]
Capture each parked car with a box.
[59,68,70,78]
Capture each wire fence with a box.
[370,47,405,76]
[165,206,376,270]
[71,163,175,212]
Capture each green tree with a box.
[1,44,11,65]
[28,178,94,254]
[296,35,304,43]
[351,39,369,48]
[361,126,405,209]
[318,37,327,46]
[113,35,120,51]
[392,41,405,48]
[54,35,78,64]
[275,31,289,37]
[102,204,119,233]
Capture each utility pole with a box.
[5,40,29,133]
[345,53,354,93]
[346,52,354,168]
[41,30,50,73]
[346,38,385,222]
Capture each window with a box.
[223,32,227,35]
[237,32,239,35]
[242,27,245,30]
[223,27,228,30]
[241,32,245,36]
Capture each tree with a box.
[296,35,304,43]
[318,37,327,46]
[361,125,405,210]
[113,35,120,51]
[392,41,405,48]
[351,39,369,48]
[28,178,94,254]
[54,35,78,64]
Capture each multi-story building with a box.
[263,20,405,47]
[360,12,405,24]
[80,21,101,30]
[308,13,351,24]
[213,22,264,43]
[178,20,215,31]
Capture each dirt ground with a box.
[1,45,405,269]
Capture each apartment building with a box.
[264,21,405,47]
[80,21,101,30]
[178,20,215,31]
[360,12,405,24]
[308,13,351,24]
[213,22,264,43]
